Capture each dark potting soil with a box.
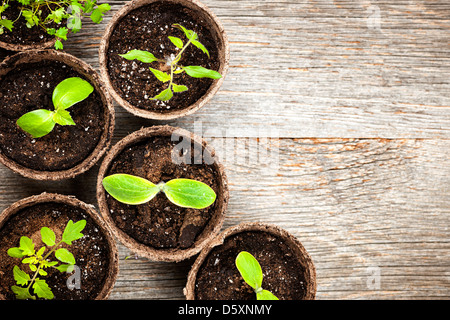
[106,1,221,113]
[0,60,106,171]
[0,2,55,46]
[0,48,13,62]
[194,231,308,300]
[0,202,111,300]
[105,135,220,250]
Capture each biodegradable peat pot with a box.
[184,222,317,300]
[97,125,229,262]
[0,193,119,300]
[99,0,229,120]
[0,2,56,51]
[0,50,115,180]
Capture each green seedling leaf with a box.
[0,19,13,32]
[90,3,111,23]
[172,84,188,93]
[46,8,65,24]
[257,289,279,300]
[52,77,94,110]
[191,40,210,58]
[168,36,183,49]
[53,109,76,126]
[22,256,38,265]
[55,248,76,264]
[11,285,35,300]
[33,279,54,299]
[152,88,173,101]
[183,66,222,79]
[62,219,86,245]
[19,236,35,256]
[163,178,216,209]
[173,23,198,41]
[40,227,56,247]
[149,67,171,82]
[55,264,75,273]
[36,247,45,258]
[235,251,263,290]
[38,269,48,276]
[16,109,56,138]
[13,266,30,286]
[22,10,38,28]
[7,247,25,258]
[102,174,161,205]
[236,251,279,300]
[119,50,158,64]
[55,27,68,41]
[54,39,63,50]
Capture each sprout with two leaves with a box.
[235,251,279,300]
[16,77,93,138]
[102,174,216,209]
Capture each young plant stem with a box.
[167,33,195,87]
[26,239,64,291]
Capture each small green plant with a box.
[7,219,86,300]
[235,251,279,300]
[119,23,222,102]
[102,173,216,209]
[0,0,111,49]
[16,77,94,138]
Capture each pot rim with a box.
[0,49,115,181]
[98,0,230,120]
[183,222,317,300]
[0,192,119,300]
[96,125,229,262]
[0,36,55,52]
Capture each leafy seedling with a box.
[7,219,86,300]
[16,77,94,138]
[102,173,216,209]
[119,23,222,102]
[0,0,111,49]
[235,251,279,300]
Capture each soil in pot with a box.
[0,2,56,48]
[0,48,14,63]
[0,59,106,172]
[0,201,112,300]
[106,0,221,114]
[194,231,310,300]
[104,134,221,250]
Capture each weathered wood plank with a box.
[62,0,450,138]
[0,138,448,299]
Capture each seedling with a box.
[0,0,111,49]
[16,77,94,138]
[102,173,216,209]
[235,251,279,300]
[119,23,222,102]
[7,219,86,300]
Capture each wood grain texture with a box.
[0,0,449,300]
[62,0,450,139]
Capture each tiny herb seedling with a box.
[0,0,111,49]
[235,251,279,300]
[119,23,222,102]
[16,77,94,138]
[7,219,86,300]
[102,173,216,209]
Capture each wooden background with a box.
[1,0,449,299]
